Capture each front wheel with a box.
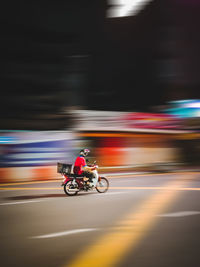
[64,180,79,196]
[96,177,109,193]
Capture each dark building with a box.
[1,0,200,130]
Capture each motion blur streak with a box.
[66,174,194,267]
[0,180,59,187]
[0,187,59,191]
[1,186,200,192]
[107,0,153,18]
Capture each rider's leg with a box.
[86,170,99,187]
[82,172,91,185]
[83,172,95,187]
[82,171,98,187]
[90,170,98,187]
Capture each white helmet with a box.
[80,148,90,157]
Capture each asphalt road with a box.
[0,172,200,267]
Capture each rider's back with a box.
[73,156,86,175]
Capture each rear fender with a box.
[62,174,71,184]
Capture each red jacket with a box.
[73,156,86,175]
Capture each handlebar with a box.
[86,160,97,167]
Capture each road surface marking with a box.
[66,174,195,267]
[1,172,199,187]
[1,172,196,187]
[31,228,99,239]
[108,186,200,191]
[99,172,198,179]
[0,180,59,187]
[0,200,43,206]
[94,192,126,196]
[106,172,178,178]
[0,187,60,190]
[1,186,200,191]
[158,211,200,217]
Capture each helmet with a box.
[80,148,90,157]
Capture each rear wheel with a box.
[64,180,79,196]
[96,177,109,193]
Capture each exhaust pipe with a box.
[68,188,79,192]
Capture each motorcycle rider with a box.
[73,149,98,187]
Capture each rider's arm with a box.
[83,165,94,172]
[79,157,94,172]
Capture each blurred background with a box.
[1,0,200,181]
[1,2,200,267]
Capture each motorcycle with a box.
[57,162,109,196]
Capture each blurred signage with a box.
[0,136,17,144]
[165,100,200,118]
[123,112,181,130]
[71,110,182,131]
[0,131,74,167]
[71,110,126,130]
[164,100,200,130]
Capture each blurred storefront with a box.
[0,131,75,182]
[1,109,199,183]
[72,109,196,171]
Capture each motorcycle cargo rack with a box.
[57,163,72,174]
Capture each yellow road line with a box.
[0,180,59,187]
[0,186,200,191]
[106,173,170,179]
[0,187,60,190]
[66,175,195,267]
[0,172,199,186]
[109,186,200,190]
[106,171,200,179]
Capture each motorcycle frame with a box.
[62,173,101,188]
